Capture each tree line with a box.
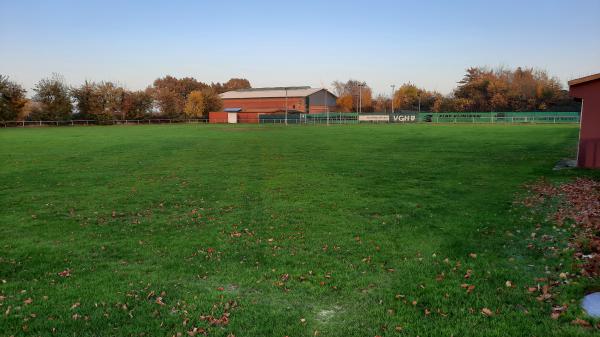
[333,67,579,113]
[0,74,250,121]
[0,67,580,121]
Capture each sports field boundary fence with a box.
[0,112,580,128]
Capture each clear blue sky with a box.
[1,0,598,96]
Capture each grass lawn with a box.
[1,123,598,336]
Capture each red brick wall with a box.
[209,112,229,124]
[223,97,306,112]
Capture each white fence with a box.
[0,119,207,127]
[0,115,580,128]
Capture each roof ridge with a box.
[219,87,335,99]
[233,86,312,92]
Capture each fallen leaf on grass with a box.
[551,305,567,319]
[460,283,475,293]
[187,327,207,336]
[57,269,71,277]
[481,308,494,317]
[523,179,600,276]
[200,313,229,326]
[571,318,591,328]
[536,285,552,301]
[23,298,32,305]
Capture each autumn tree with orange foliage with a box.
[332,80,373,112]
[373,94,390,112]
[0,75,27,121]
[390,67,579,113]
[184,88,222,117]
[452,66,573,112]
[336,95,354,112]
[210,78,252,94]
[390,83,440,112]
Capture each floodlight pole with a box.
[358,83,363,114]
[356,82,367,114]
[391,84,395,114]
[285,87,288,126]
[326,88,330,126]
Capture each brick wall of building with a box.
[223,97,306,112]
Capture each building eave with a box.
[568,73,600,87]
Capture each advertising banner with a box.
[390,114,417,123]
[358,115,389,122]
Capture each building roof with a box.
[568,73,600,86]
[220,87,333,99]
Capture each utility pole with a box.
[418,93,421,114]
[359,84,362,114]
[285,87,288,126]
[390,84,395,114]
[326,89,330,126]
[358,83,364,114]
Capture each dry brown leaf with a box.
[481,308,493,317]
[57,269,71,277]
[571,318,591,327]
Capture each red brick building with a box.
[569,73,600,169]
[219,87,337,114]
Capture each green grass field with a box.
[1,124,598,336]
